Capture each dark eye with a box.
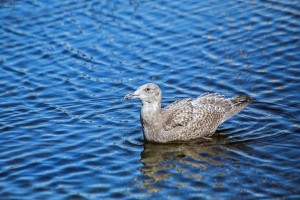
[145,87,151,92]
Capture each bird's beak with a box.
[124,90,139,100]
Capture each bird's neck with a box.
[141,101,161,123]
[140,101,163,141]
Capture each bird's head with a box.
[124,83,162,105]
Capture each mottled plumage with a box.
[125,83,251,143]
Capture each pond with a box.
[0,0,299,199]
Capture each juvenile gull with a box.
[125,83,251,143]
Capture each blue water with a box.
[0,0,299,199]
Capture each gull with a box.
[125,83,251,143]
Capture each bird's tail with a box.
[222,95,252,122]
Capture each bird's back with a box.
[161,93,252,140]
[193,93,252,122]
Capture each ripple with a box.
[0,0,300,199]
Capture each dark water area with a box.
[0,0,299,199]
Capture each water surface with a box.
[0,0,299,199]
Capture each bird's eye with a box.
[145,87,151,92]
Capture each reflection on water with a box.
[140,140,225,192]
[139,135,299,198]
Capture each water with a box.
[0,0,299,199]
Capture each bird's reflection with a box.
[139,136,231,192]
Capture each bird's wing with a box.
[194,93,251,122]
[162,98,194,131]
[193,93,233,112]
[190,104,226,133]
[162,97,226,132]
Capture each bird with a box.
[124,83,251,143]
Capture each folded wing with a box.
[162,93,251,132]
